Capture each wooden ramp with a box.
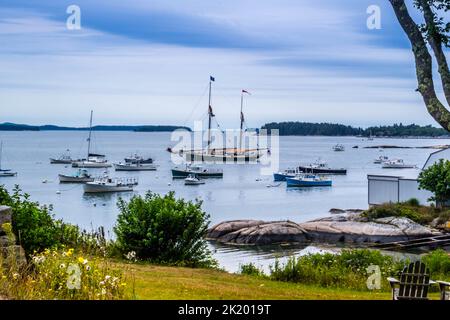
[371,234,450,251]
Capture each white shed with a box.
[368,174,432,206]
[368,147,450,206]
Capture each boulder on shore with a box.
[300,215,434,244]
[207,215,437,245]
[207,220,309,245]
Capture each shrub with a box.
[404,198,420,207]
[269,249,405,290]
[239,263,265,277]
[114,191,216,268]
[421,249,450,279]
[418,159,450,207]
[362,203,422,223]
[0,248,127,300]
[0,185,111,256]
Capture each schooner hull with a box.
[183,151,262,163]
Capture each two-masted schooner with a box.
[168,76,268,163]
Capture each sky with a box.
[0,0,447,128]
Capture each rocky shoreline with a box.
[207,210,441,246]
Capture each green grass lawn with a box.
[120,262,394,300]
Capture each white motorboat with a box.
[83,177,138,193]
[114,162,157,171]
[124,153,153,164]
[382,159,416,169]
[171,164,223,178]
[184,174,205,185]
[374,156,389,164]
[0,142,16,177]
[59,169,94,183]
[71,111,111,168]
[50,150,73,164]
[332,144,345,152]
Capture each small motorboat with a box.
[59,169,94,183]
[273,168,300,181]
[50,150,73,164]
[171,164,223,179]
[114,162,157,171]
[382,159,416,169]
[184,174,205,185]
[332,144,345,152]
[298,160,347,175]
[83,177,138,193]
[286,174,332,187]
[0,170,17,177]
[374,156,389,164]
[124,153,153,164]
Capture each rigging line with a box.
[181,83,210,127]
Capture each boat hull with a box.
[50,158,72,164]
[58,174,94,183]
[286,178,332,187]
[171,169,223,179]
[183,152,261,163]
[297,166,347,175]
[72,161,112,168]
[83,183,134,193]
[114,164,157,171]
[382,165,416,169]
[273,172,295,181]
[0,172,17,177]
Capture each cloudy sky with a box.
[0,0,446,128]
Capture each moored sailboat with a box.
[0,142,17,177]
[71,111,112,168]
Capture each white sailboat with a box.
[72,111,112,168]
[168,77,269,163]
[0,142,17,177]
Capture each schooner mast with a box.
[207,76,215,152]
[239,90,250,151]
[87,109,93,158]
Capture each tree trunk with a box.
[389,0,450,131]
[418,0,450,107]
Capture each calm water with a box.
[0,131,446,271]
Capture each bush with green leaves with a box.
[269,249,405,290]
[114,191,216,268]
[0,185,110,256]
[239,263,265,277]
[418,159,450,207]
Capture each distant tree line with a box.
[0,122,190,132]
[261,122,449,137]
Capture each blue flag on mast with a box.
[210,76,215,82]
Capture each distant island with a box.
[0,122,191,132]
[261,122,450,137]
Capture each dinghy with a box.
[184,174,205,185]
